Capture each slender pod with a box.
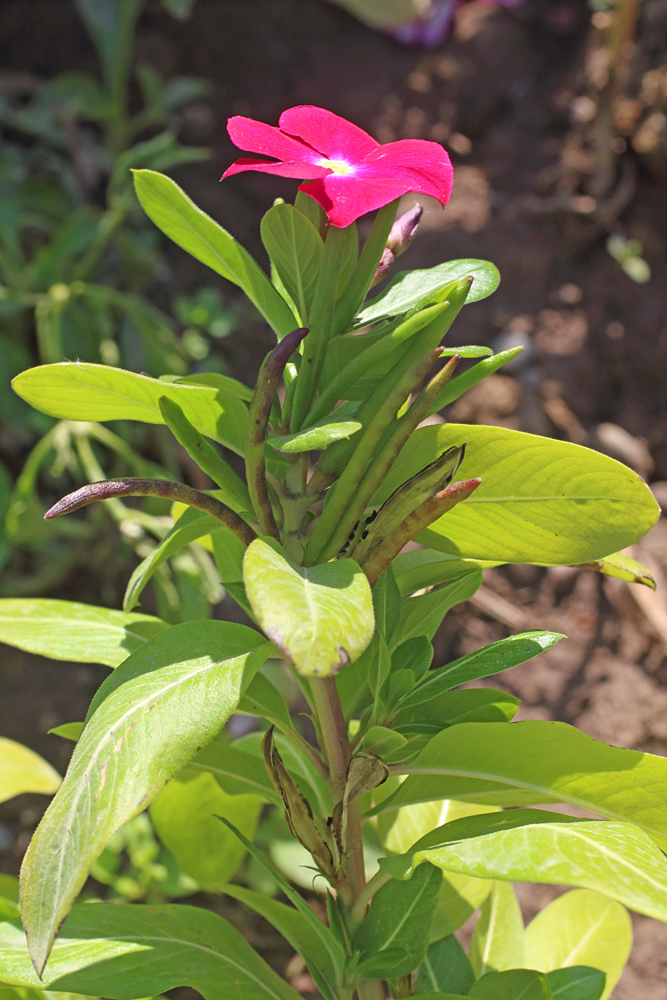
[318,277,472,478]
[302,298,453,430]
[44,477,257,547]
[330,354,461,557]
[361,478,482,587]
[246,326,308,537]
[350,443,466,565]
[305,349,443,566]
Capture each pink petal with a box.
[362,140,454,205]
[300,175,411,229]
[222,157,328,181]
[279,106,378,162]
[227,116,316,162]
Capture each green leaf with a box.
[12,362,249,455]
[0,903,301,999]
[430,869,493,940]
[0,599,168,668]
[124,506,238,612]
[358,259,500,322]
[261,204,324,323]
[20,621,272,975]
[373,565,402,643]
[222,884,341,1000]
[380,797,499,856]
[217,817,346,977]
[188,732,281,802]
[469,882,524,977]
[243,539,374,677]
[49,723,84,742]
[546,967,605,1000]
[469,969,551,1000]
[392,636,433,681]
[416,935,475,996]
[524,889,631,1000]
[397,688,520,733]
[363,629,392,703]
[398,632,564,711]
[0,739,60,805]
[267,412,362,454]
[378,807,667,922]
[133,170,295,338]
[158,394,252,510]
[375,425,660,566]
[577,551,656,589]
[151,772,262,890]
[237,672,296,734]
[354,947,409,979]
[390,571,482,649]
[385,721,667,850]
[394,549,500,596]
[353,863,442,978]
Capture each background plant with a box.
[0,0,241,600]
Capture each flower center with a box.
[317,157,355,175]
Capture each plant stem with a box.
[308,676,367,901]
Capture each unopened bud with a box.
[371,204,424,287]
[387,203,423,257]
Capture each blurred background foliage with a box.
[0,0,241,605]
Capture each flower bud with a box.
[371,204,424,287]
[387,203,424,257]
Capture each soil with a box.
[1,1,667,997]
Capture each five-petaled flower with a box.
[222,105,453,229]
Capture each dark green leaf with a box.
[546,967,605,1000]
[469,969,552,1000]
[223,884,341,1000]
[398,632,564,711]
[353,863,442,978]
[373,565,402,643]
[0,903,301,999]
[390,571,482,649]
[416,934,475,996]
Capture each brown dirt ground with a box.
[1,1,667,997]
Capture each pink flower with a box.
[222,105,453,229]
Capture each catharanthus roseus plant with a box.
[0,106,664,1000]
